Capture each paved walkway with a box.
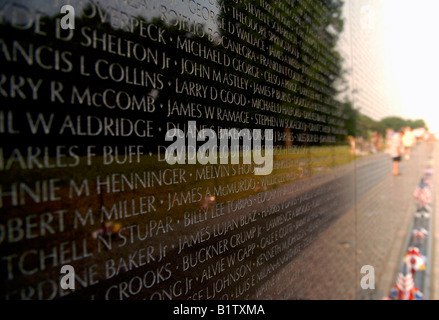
[245,141,435,300]
[269,141,435,299]
[355,141,434,299]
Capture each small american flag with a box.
[404,247,426,274]
[412,228,428,241]
[389,273,423,300]
[413,179,432,209]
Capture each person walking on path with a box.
[389,129,404,175]
[403,127,416,160]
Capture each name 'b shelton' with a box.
[164,121,273,175]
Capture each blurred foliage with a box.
[344,104,427,138]
[380,117,427,132]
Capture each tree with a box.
[406,119,427,129]
[380,117,427,131]
[380,117,408,131]
[342,101,358,136]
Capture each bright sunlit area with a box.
[382,0,439,132]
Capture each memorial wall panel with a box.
[0,0,356,300]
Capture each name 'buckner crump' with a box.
[164,121,273,175]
